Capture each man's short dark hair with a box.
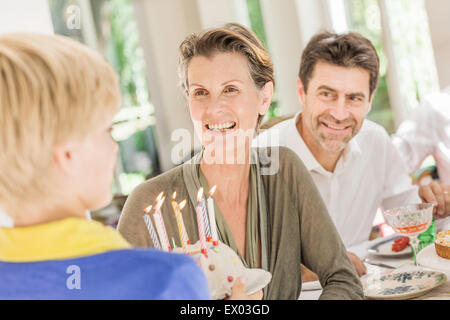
[299,31,380,97]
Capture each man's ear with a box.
[367,92,375,113]
[297,77,307,106]
[258,81,274,116]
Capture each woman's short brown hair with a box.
[299,31,380,97]
[178,23,274,129]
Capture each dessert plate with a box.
[367,235,412,257]
[244,268,272,295]
[416,244,450,274]
[363,269,446,300]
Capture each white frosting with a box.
[174,241,270,300]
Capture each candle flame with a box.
[172,192,177,200]
[144,205,152,213]
[156,192,164,202]
[197,187,204,202]
[209,185,217,196]
[179,199,187,210]
[155,196,166,211]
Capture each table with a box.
[298,235,450,300]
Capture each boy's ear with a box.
[53,143,77,176]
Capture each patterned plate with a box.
[363,270,447,300]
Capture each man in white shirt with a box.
[254,31,449,281]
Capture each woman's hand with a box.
[228,277,263,300]
[301,264,319,282]
[301,251,366,282]
[347,251,367,277]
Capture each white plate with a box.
[367,235,412,257]
[363,270,447,300]
[416,244,450,274]
[244,268,272,295]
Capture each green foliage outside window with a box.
[345,0,439,134]
[246,0,279,119]
[345,0,394,133]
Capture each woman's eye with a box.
[194,89,208,96]
[224,86,238,94]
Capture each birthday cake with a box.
[174,240,271,300]
[435,230,450,260]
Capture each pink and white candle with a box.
[197,188,212,241]
[154,195,171,252]
[207,185,219,245]
[196,188,208,254]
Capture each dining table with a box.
[298,234,450,300]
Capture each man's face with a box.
[298,61,373,153]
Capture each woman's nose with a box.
[206,95,226,113]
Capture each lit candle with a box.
[178,199,190,244]
[154,196,171,252]
[172,193,188,253]
[196,188,208,254]
[143,205,162,250]
[207,185,219,246]
[172,193,190,246]
[198,188,212,241]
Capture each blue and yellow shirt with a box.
[0,218,210,300]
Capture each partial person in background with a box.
[0,33,209,299]
[254,31,450,282]
[392,87,450,230]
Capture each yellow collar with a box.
[0,218,131,262]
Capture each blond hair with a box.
[178,23,274,130]
[0,33,121,213]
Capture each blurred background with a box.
[0,0,448,232]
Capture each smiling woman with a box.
[118,23,365,300]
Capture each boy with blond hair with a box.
[0,33,209,299]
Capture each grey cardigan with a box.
[117,147,364,300]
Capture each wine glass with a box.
[382,203,434,265]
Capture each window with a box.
[49,0,159,197]
[329,0,439,134]
[235,0,280,119]
[344,0,395,133]
[380,0,439,111]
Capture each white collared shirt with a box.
[253,112,420,247]
[0,207,13,228]
[392,91,450,184]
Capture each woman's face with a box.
[186,52,272,164]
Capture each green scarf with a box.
[182,148,269,273]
